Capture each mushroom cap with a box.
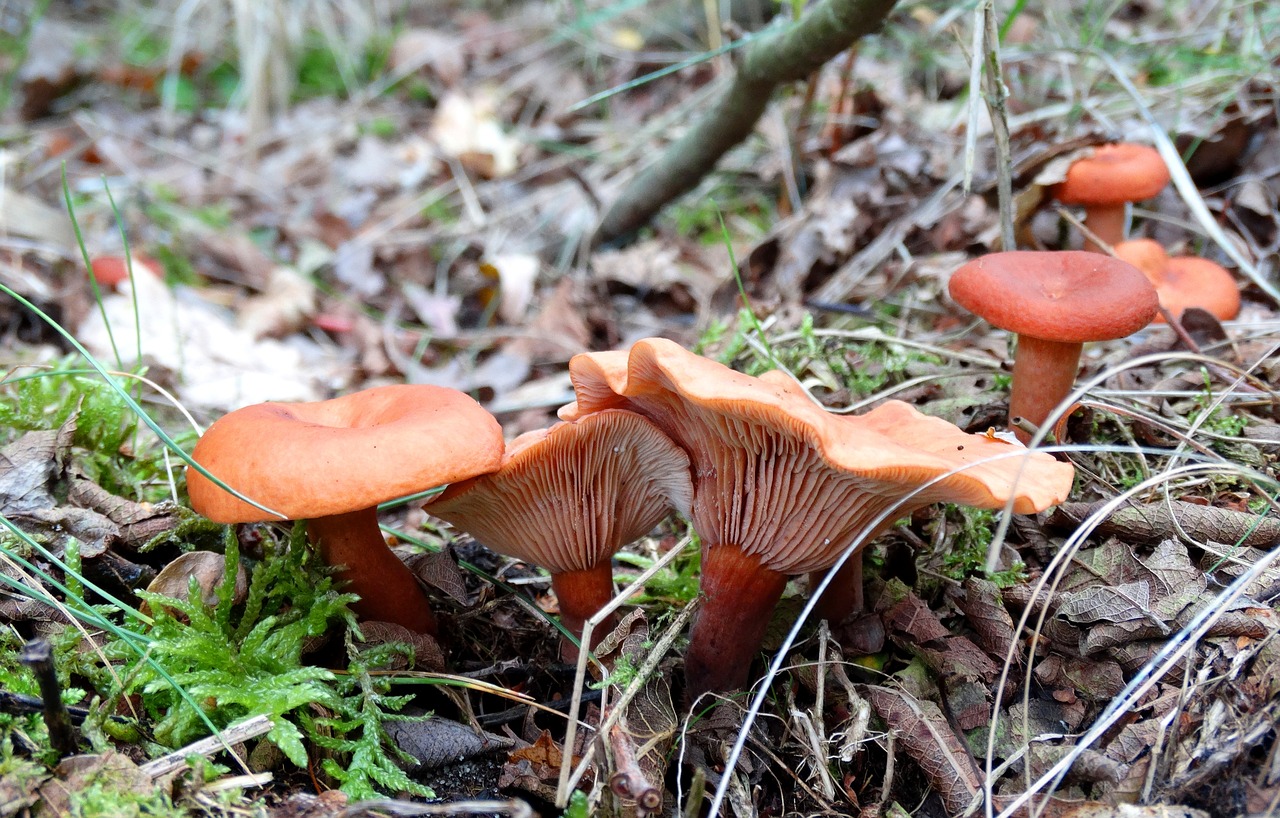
[90,255,162,289]
[1110,237,1168,280]
[949,250,1158,343]
[423,409,692,574]
[559,338,1075,574]
[1054,143,1171,206]
[188,384,505,523]
[1114,239,1240,321]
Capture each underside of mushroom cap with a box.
[424,408,693,573]
[949,251,1158,343]
[189,384,505,523]
[561,338,1074,574]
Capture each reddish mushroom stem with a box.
[684,545,789,701]
[1080,204,1125,254]
[550,561,618,658]
[308,508,438,635]
[1008,335,1083,445]
[809,552,864,626]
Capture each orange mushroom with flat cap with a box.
[423,408,692,655]
[560,338,1075,697]
[1113,238,1240,322]
[1053,143,1170,253]
[949,250,1159,445]
[187,384,505,634]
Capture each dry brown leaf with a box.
[386,716,513,771]
[496,279,591,375]
[237,267,317,339]
[956,576,1019,662]
[1048,501,1280,549]
[145,551,248,609]
[36,752,151,817]
[357,621,446,672]
[0,420,75,517]
[389,28,466,86]
[481,253,540,325]
[430,91,521,179]
[866,686,981,816]
[1061,804,1210,818]
[878,581,951,644]
[1033,654,1126,701]
[405,548,471,606]
[67,474,179,549]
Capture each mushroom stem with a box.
[1008,335,1084,445]
[551,561,618,658]
[684,545,789,701]
[809,551,864,626]
[308,508,438,634]
[1081,204,1126,253]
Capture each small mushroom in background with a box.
[89,254,164,289]
[560,338,1075,698]
[949,250,1159,445]
[423,408,692,657]
[1051,143,1171,252]
[186,384,505,634]
[1113,238,1241,322]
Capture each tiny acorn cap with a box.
[948,250,1158,343]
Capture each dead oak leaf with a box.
[0,419,76,516]
[509,729,571,768]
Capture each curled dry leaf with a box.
[1059,804,1210,818]
[597,612,674,814]
[877,580,951,644]
[865,686,981,816]
[145,551,248,609]
[480,253,540,325]
[1033,654,1126,701]
[237,267,317,340]
[500,730,580,804]
[67,474,179,549]
[405,548,472,607]
[385,715,513,771]
[356,621,446,672]
[430,91,521,179]
[1048,501,1280,549]
[36,752,150,817]
[389,28,466,86]
[955,576,1019,662]
[0,420,76,517]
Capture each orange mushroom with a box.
[90,255,163,289]
[1113,239,1240,322]
[949,251,1159,444]
[560,338,1074,697]
[1053,143,1170,253]
[187,384,505,634]
[423,409,692,656]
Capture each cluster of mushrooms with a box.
[949,140,1243,445]
[187,337,1075,699]
[1048,142,1240,323]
